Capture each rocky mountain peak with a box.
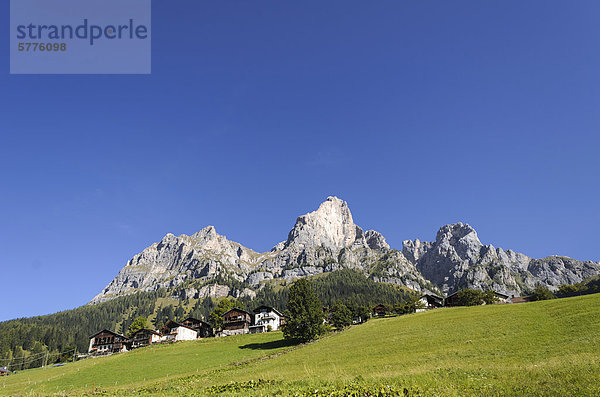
[284,196,361,250]
[91,197,600,305]
[365,230,390,250]
[436,223,480,244]
[191,225,218,241]
[435,223,482,259]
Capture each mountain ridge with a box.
[91,197,600,304]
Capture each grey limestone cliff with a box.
[92,201,600,304]
[91,197,434,304]
[402,223,600,296]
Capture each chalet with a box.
[249,305,284,333]
[221,308,252,336]
[181,317,214,338]
[494,291,511,303]
[373,304,387,317]
[509,295,532,304]
[88,330,130,354]
[160,320,198,342]
[444,291,462,307]
[131,328,161,348]
[0,367,12,376]
[418,294,444,311]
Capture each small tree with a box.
[356,305,371,323]
[482,290,499,305]
[556,283,583,298]
[347,302,370,324]
[128,316,149,336]
[209,298,238,331]
[282,278,326,342]
[394,295,425,314]
[530,286,555,301]
[330,301,352,329]
[454,289,485,306]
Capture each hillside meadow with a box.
[2,293,599,396]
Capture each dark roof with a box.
[163,320,197,332]
[182,317,212,327]
[445,289,509,299]
[252,305,284,317]
[222,308,252,317]
[420,293,444,300]
[510,295,531,304]
[89,329,129,340]
[131,328,160,336]
[182,317,201,323]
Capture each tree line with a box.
[0,269,413,370]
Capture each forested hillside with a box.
[0,269,414,370]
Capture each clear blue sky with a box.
[1,1,599,321]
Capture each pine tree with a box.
[282,278,325,342]
[330,301,352,329]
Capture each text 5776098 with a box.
[18,43,67,52]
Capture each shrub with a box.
[453,289,485,306]
[394,296,425,314]
[530,286,555,301]
[483,290,499,305]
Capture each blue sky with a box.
[1,1,599,321]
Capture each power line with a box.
[2,348,77,370]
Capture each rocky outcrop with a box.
[90,226,265,303]
[91,197,435,304]
[91,199,600,304]
[402,223,600,296]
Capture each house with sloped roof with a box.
[249,305,285,333]
[181,317,214,338]
[88,329,130,354]
[131,328,161,348]
[221,308,252,336]
[160,320,198,342]
[418,293,444,311]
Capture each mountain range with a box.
[91,196,600,304]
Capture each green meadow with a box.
[3,293,600,396]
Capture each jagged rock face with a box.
[90,226,265,303]
[91,197,435,304]
[92,199,600,304]
[284,197,361,250]
[402,223,600,296]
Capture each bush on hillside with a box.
[530,286,555,301]
[482,290,499,304]
[453,289,485,306]
[394,296,425,314]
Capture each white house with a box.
[160,320,198,342]
[417,294,444,312]
[249,305,285,333]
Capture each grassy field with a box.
[2,294,599,396]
